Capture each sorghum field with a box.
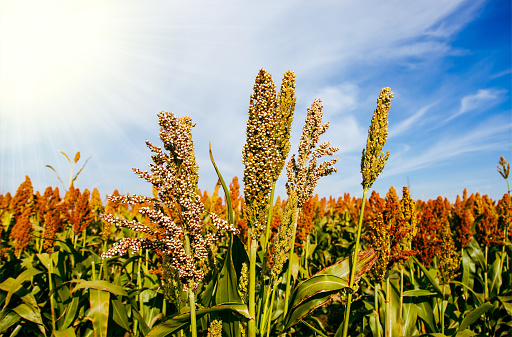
[0,70,510,337]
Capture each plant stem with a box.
[399,268,403,334]
[264,183,276,251]
[341,187,368,337]
[49,256,56,331]
[283,208,300,319]
[188,284,197,337]
[375,283,381,337]
[386,275,391,337]
[441,284,446,334]
[248,235,258,337]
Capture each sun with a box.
[0,1,115,109]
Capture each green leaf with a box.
[402,289,437,297]
[415,299,437,333]
[72,280,128,297]
[456,302,493,332]
[12,302,43,325]
[2,268,42,310]
[0,311,21,334]
[412,256,443,297]
[213,235,243,337]
[284,249,377,329]
[57,297,79,330]
[498,296,512,316]
[454,329,477,337]
[402,301,417,336]
[89,289,109,337]
[461,249,475,296]
[146,303,250,337]
[209,142,233,224]
[466,239,486,271]
[488,252,502,298]
[53,327,77,337]
[111,297,131,331]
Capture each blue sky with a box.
[0,0,510,203]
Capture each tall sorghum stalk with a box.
[102,112,238,337]
[242,69,296,337]
[497,156,510,196]
[340,87,393,337]
[279,98,338,323]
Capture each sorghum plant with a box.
[101,111,239,337]
[340,87,393,337]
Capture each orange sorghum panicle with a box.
[10,176,34,221]
[10,208,33,256]
[412,208,442,267]
[475,205,503,247]
[43,208,61,253]
[496,193,512,242]
[69,189,93,234]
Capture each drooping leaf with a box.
[0,311,21,334]
[12,303,43,326]
[456,302,493,333]
[2,268,42,310]
[402,289,437,297]
[89,289,109,337]
[111,297,131,331]
[412,256,443,297]
[57,297,79,330]
[402,301,417,336]
[146,303,251,337]
[465,239,486,271]
[284,249,377,329]
[72,280,128,297]
[53,327,77,337]
[488,251,502,298]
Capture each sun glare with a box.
[0,1,114,109]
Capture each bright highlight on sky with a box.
[0,0,510,202]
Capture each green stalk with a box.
[184,235,197,337]
[386,275,391,337]
[484,245,489,301]
[92,261,96,281]
[341,187,368,337]
[264,183,276,251]
[266,281,277,337]
[399,268,404,334]
[82,228,87,254]
[188,284,197,337]
[49,257,56,331]
[248,236,258,337]
[441,284,445,334]
[283,208,299,319]
[375,283,381,337]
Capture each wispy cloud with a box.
[447,89,507,121]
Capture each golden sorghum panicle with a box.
[363,211,390,283]
[286,98,339,208]
[103,112,238,292]
[438,220,461,284]
[275,70,296,176]
[90,188,103,213]
[268,192,299,280]
[243,69,293,239]
[391,187,418,268]
[361,88,393,190]
[10,175,34,221]
[497,156,510,179]
[207,319,223,337]
[239,262,249,303]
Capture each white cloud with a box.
[453,89,506,119]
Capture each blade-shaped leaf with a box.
[146,303,251,337]
[112,297,131,331]
[2,268,42,310]
[53,327,77,337]
[89,289,109,337]
[0,311,21,334]
[456,302,493,332]
[412,256,443,297]
[488,252,502,298]
[12,303,43,325]
[402,301,417,336]
[57,297,79,330]
[72,280,128,297]
[466,239,486,271]
[402,289,437,297]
